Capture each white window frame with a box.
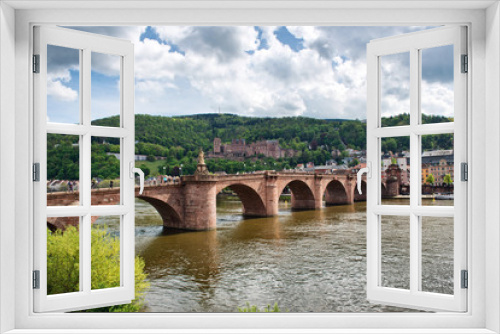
[33,25,136,313]
[366,26,467,312]
[1,1,498,333]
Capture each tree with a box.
[139,164,150,177]
[348,158,359,168]
[426,174,435,185]
[47,226,149,312]
[443,174,453,185]
[382,138,397,153]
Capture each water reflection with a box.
[96,197,453,312]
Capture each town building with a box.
[422,150,454,184]
[379,150,454,186]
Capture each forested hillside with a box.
[93,113,366,155]
[47,113,453,180]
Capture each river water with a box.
[104,196,453,313]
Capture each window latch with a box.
[356,162,371,194]
[130,161,144,195]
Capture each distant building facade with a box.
[379,149,454,186]
[209,138,298,159]
[422,150,454,184]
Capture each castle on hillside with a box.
[209,138,297,159]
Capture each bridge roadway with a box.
[47,171,367,231]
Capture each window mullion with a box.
[81,47,92,294]
[409,47,420,294]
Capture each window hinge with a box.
[33,54,40,73]
[33,270,40,289]
[33,163,40,182]
[461,54,468,73]
[461,162,468,181]
[461,270,468,289]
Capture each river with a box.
[98,196,454,312]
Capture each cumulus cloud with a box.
[380,52,411,117]
[421,81,454,117]
[47,80,78,102]
[58,25,451,120]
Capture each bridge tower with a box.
[385,164,402,196]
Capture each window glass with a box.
[380,52,410,127]
[381,136,410,205]
[47,216,81,295]
[380,215,410,290]
[421,216,454,294]
[91,215,121,290]
[47,134,80,206]
[91,136,121,205]
[421,45,454,124]
[47,45,80,124]
[421,134,454,206]
[91,52,121,126]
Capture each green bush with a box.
[237,302,286,312]
[47,225,150,312]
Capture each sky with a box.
[46,26,454,123]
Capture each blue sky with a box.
[46,26,453,123]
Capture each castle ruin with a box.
[209,138,297,159]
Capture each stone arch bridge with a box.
[47,172,370,231]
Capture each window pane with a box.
[421,216,454,294]
[381,137,410,205]
[381,215,410,290]
[380,52,410,127]
[421,45,454,124]
[47,45,80,124]
[47,134,80,206]
[47,216,80,295]
[91,215,121,290]
[91,52,121,127]
[91,137,121,205]
[421,134,454,206]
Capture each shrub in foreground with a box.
[47,225,149,312]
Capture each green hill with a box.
[48,113,453,180]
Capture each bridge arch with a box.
[353,180,367,202]
[278,179,316,210]
[323,180,350,206]
[217,183,267,217]
[137,195,184,229]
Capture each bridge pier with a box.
[183,181,217,230]
[266,177,279,216]
[314,177,323,210]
